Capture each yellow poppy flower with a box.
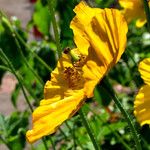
[134,58,150,126]
[26,1,128,143]
[119,0,150,27]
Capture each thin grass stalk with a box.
[42,138,49,150]
[49,136,56,150]
[12,36,44,86]
[0,65,11,72]
[0,49,50,150]
[101,78,142,150]
[14,31,52,72]
[47,0,62,57]
[79,108,101,150]
[65,122,76,149]
[0,11,52,72]
[0,49,33,112]
[65,122,84,149]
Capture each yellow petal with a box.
[119,0,146,27]
[134,85,150,126]
[71,5,127,97]
[136,18,147,28]
[26,52,86,143]
[26,89,85,143]
[70,1,102,56]
[139,58,150,86]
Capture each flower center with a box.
[64,67,81,88]
[63,55,86,89]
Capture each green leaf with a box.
[0,114,7,137]
[33,1,51,35]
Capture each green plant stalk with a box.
[0,49,50,150]
[42,138,49,150]
[49,136,56,150]
[84,104,132,150]
[65,122,76,149]
[2,11,50,71]
[47,0,62,57]
[101,78,142,150]
[13,36,44,86]
[0,65,11,72]
[0,49,33,112]
[143,0,150,32]
[64,122,84,149]
[79,108,101,150]
[59,128,68,140]
[14,31,52,72]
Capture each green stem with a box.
[143,0,150,32]
[0,65,11,72]
[0,49,33,112]
[42,138,49,150]
[13,35,44,86]
[47,0,62,57]
[64,122,84,149]
[14,31,52,72]
[0,49,49,150]
[84,104,132,150]
[79,108,101,150]
[65,122,76,149]
[49,136,56,150]
[101,78,142,150]
[59,128,68,140]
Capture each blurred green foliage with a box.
[0,0,150,149]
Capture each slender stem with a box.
[64,122,84,149]
[0,65,11,72]
[14,31,52,72]
[13,35,44,86]
[101,78,142,150]
[59,128,68,140]
[79,108,101,150]
[0,49,49,150]
[84,104,132,150]
[143,0,150,32]
[42,138,49,150]
[72,124,76,150]
[0,49,33,112]
[49,136,56,150]
[65,122,76,149]
[47,0,62,57]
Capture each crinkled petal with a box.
[134,85,150,126]
[26,89,85,143]
[71,3,127,97]
[139,58,150,86]
[26,53,85,143]
[70,1,102,56]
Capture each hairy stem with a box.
[101,78,142,150]
[79,108,101,150]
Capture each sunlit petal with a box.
[139,58,150,86]
[71,5,128,97]
[134,85,150,126]
[26,90,85,143]
[119,0,148,27]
